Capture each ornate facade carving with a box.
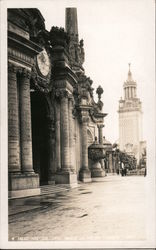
[8,7,107,198]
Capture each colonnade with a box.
[124,86,136,99]
[8,63,34,175]
[8,64,106,187]
[55,90,76,173]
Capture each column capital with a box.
[17,68,31,79]
[68,94,75,106]
[81,116,89,123]
[55,89,70,99]
[97,124,104,129]
[8,62,17,73]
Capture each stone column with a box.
[131,87,133,98]
[126,88,128,99]
[98,124,104,144]
[55,89,77,185]
[128,87,130,98]
[55,102,61,171]
[81,118,88,169]
[60,90,70,171]
[19,69,34,173]
[8,63,21,173]
[127,87,129,99]
[79,116,91,182]
[132,87,134,98]
[68,95,75,172]
[47,117,56,184]
[98,124,105,169]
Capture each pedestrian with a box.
[124,167,127,176]
[144,168,146,177]
[121,162,124,176]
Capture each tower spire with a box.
[65,8,78,40]
[127,63,133,81]
[65,8,85,73]
[123,63,137,99]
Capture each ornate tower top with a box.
[127,63,133,81]
[123,63,137,100]
[65,8,78,41]
[119,64,142,112]
[65,8,85,73]
[126,63,135,83]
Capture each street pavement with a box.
[9,174,147,241]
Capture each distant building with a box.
[118,64,146,164]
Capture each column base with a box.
[55,171,78,186]
[48,175,56,185]
[8,172,40,199]
[92,177,106,182]
[79,169,92,183]
[48,180,55,185]
[9,188,40,199]
[91,161,106,178]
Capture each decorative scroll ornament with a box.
[50,26,70,49]
[68,38,85,67]
[37,49,51,77]
[55,89,70,99]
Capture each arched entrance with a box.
[31,91,49,185]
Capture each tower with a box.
[65,8,79,39]
[65,8,85,74]
[118,64,143,163]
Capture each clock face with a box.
[37,49,50,77]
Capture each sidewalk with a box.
[9,175,147,241]
[9,184,77,216]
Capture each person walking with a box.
[121,162,124,176]
[124,167,127,176]
[144,167,147,177]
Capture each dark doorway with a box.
[31,91,49,185]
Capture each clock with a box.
[37,49,50,77]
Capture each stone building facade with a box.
[8,8,107,198]
[118,64,144,163]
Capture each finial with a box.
[127,63,133,81]
[96,85,104,100]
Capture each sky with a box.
[38,0,155,144]
[2,0,155,144]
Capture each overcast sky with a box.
[4,0,155,144]
[38,0,155,144]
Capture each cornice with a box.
[8,31,43,57]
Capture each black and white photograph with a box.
[0,0,155,249]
